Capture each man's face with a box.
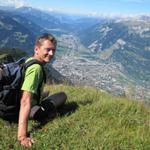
[35,39,56,63]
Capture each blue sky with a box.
[0,0,150,16]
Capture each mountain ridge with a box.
[0,6,150,100]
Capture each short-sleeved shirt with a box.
[21,57,44,106]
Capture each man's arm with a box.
[17,91,34,147]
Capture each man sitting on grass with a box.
[18,33,67,147]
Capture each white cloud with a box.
[0,0,25,8]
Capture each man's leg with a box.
[29,92,67,121]
[42,92,67,109]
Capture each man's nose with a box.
[49,50,54,56]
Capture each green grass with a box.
[0,84,150,150]
[0,53,8,59]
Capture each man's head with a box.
[34,33,57,63]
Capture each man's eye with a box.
[45,48,55,51]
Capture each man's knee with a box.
[59,92,67,103]
[45,91,67,108]
[29,105,45,121]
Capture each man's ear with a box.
[34,46,39,54]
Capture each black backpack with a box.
[0,58,46,121]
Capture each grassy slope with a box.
[0,84,150,150]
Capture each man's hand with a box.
[18,137,35,148]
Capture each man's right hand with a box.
[18,137,35,148]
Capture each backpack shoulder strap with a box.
[24,59,46,83]
[22,59,46,104]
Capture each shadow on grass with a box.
[57,101,79,117]
[29,101,79,134]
